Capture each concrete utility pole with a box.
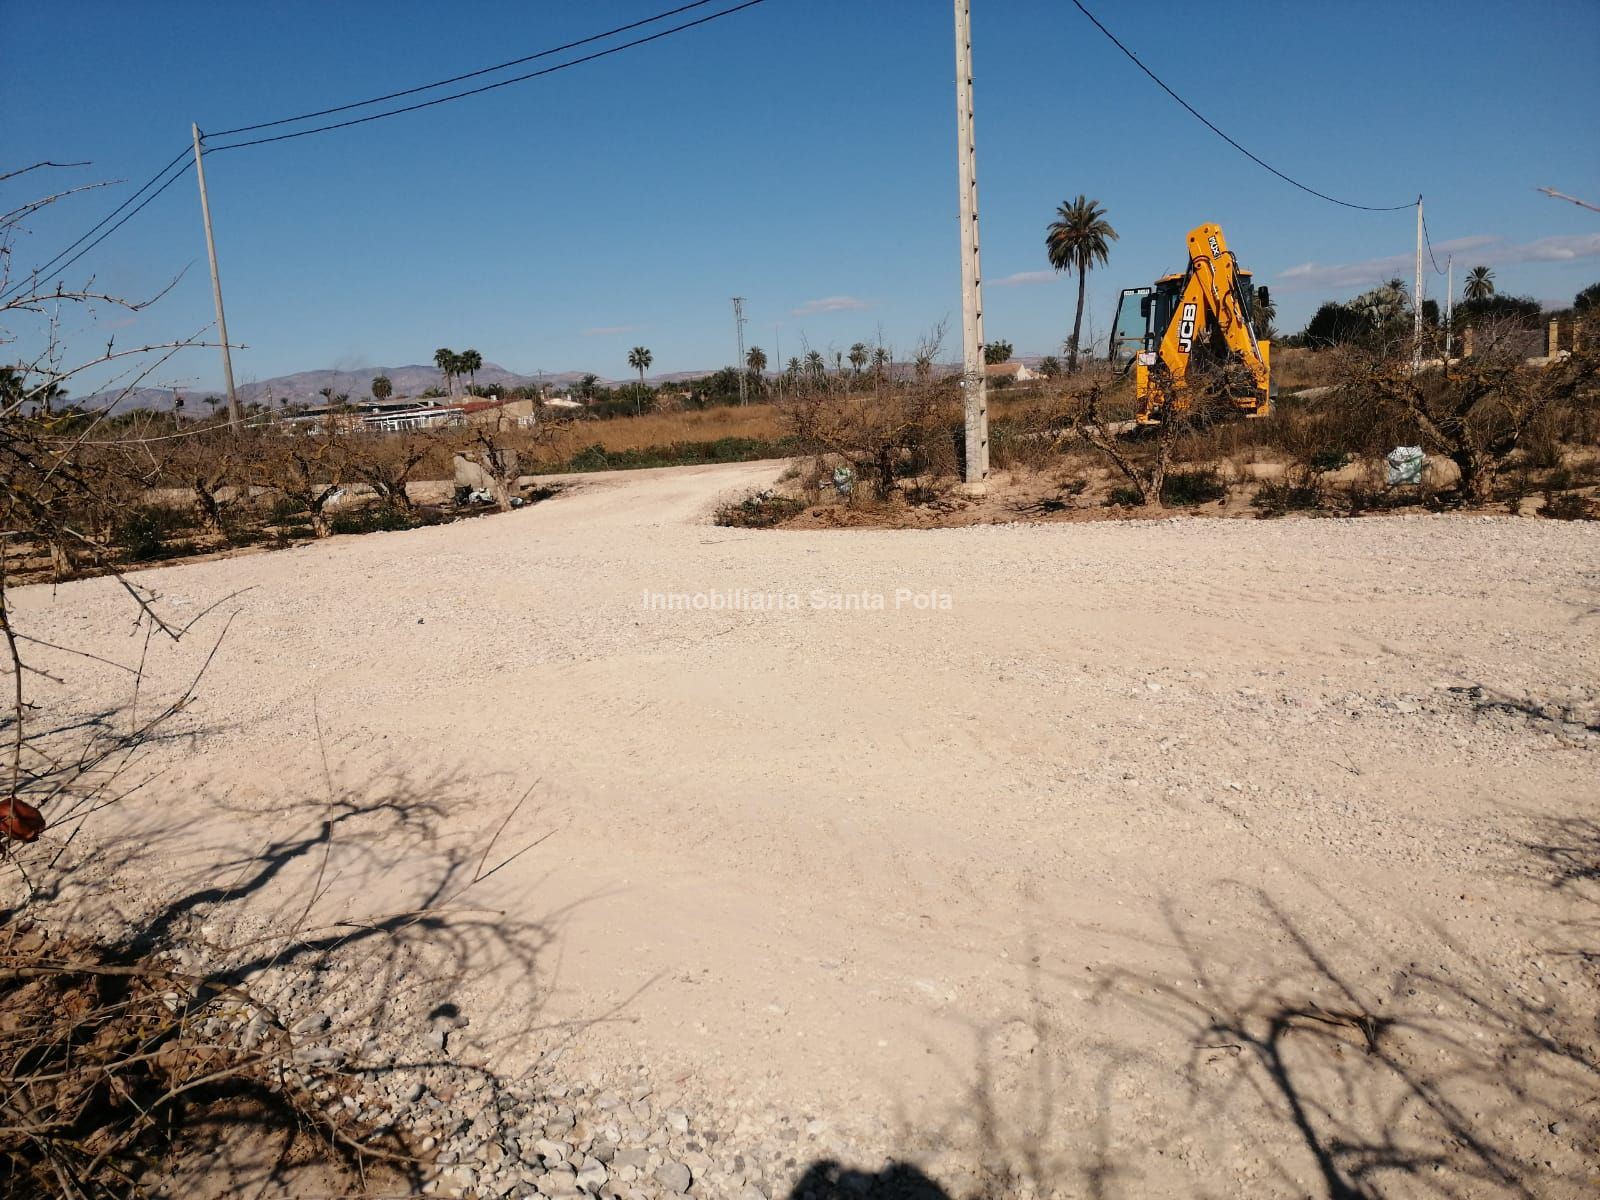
[732,296,748,406]
[953,0,988,488]
[1412,195,1425,371]
[1445,255,1454,360]
[191,124,241,428]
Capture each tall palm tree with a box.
[804,350,824,385]
[459,349,483,391]
[746,347,767,398]
[627,346,652,414]
[1464,265,1495,302]
[433,347,455,395]
[848,342,869,377]
[1045,195,1119,372]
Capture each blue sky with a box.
[6,0,1598,393]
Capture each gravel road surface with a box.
[13,460,1599,1198]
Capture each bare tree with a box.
[1337,322,1598,502]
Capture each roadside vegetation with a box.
[712,308,1598,531]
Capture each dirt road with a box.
[13,461,1600,1198]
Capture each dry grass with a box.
[1272,346,1343,392]
[542,403,786,458]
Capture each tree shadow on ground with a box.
[3,682,581,1198]
[1093,877,1598,1199]
[852,809,1600,1200]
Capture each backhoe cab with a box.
[1108,223,1272,423]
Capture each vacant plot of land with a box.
[12,460,1599,1198]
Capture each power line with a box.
[3,157,193,304]
[209,0,722,138]
[1066,0,1414,213]
[1,147,190,302]
[12,2,768,294]
[1420,207,1447,275]
[207,0,770,154]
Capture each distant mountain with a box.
[84,361,720,413]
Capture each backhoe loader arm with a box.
[1147,223,1271,419]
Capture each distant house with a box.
[983,361,1039,382]
[361,405,463,432]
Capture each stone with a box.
[575,1158,608,1193]
[536,1167,579,1197]
[534,1138,569,1165]
[654,1161,693,1194]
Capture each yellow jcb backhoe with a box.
[1108,222,1273,423]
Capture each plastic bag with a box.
[1385,446,1424,486]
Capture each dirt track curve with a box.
[14,459,1600,1198]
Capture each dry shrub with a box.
[1070,360,1248,506]
[989,394,1075,472]
[348,431,439,513]
[247,426,352,537]
[1334,322,1599,502]
[0,927,411,1198]
[780,326,961,501]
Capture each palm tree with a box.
[1045,195,1119,372]
[746,346,767,397]
[371,374,393,402]
[627,346,652,414]
[433,347,455,395]
[579,373,599,403]
[1464,265,1495,302]
[848,342,869,377]
[1253,288,1276,326]
[804,350,825,386]
[459,349,482,391]
[786,356,802,386]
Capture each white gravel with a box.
[11,460,1600,1198]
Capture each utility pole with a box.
[732,296,748,406]
[953,0,988,488]
[1413,194,1424,371]
[191,124,240,428]
[1445,255,1454,360]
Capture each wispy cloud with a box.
[1277,232,1600,294]
[791,295,871,316]
[580,323,644,337]
[991,270,1057,288]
